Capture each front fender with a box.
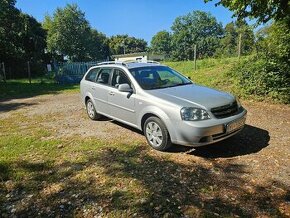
[137,105,177,140]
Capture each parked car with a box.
[80,60,247,151]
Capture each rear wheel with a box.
[86,99,101,120]
[144,117,172,151]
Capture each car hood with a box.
[147,84,235,109]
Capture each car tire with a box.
[144,116,172,151]
[86,99,101,120]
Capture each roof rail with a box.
[97,60,161,67]
[123,60,161,65]
[97,61,127,66]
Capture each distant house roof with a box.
[112,52,147,58]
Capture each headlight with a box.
[180,107,210,121]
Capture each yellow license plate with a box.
[226,117,246,133]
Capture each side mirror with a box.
[118,83,133,93]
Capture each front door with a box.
[107,69,137,126]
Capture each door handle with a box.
[92,87,96,90]
[109,91,115,96]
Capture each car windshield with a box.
[129,66,192,90]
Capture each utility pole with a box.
[27,61,31,84]
[193,44,197,70]
[2,62,6,83]
[238,33,242,59]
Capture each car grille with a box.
[211,101,239,119]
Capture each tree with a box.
[0,0,47,78]
[0,0,22,61]
[215,20,254,57]
[43,4,92,61]
[109,35,147,55]
[205,0,290,24]
[88,30,110,60]
[171,10,223,60]
[150,31,172,56]
[20,14,47,60]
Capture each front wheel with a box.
[86,99,101,120]
[144,117,172,151]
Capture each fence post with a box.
[238,33,242,59]
[194,44,197,71]
[2,62,6,83]
[27,61,31,84]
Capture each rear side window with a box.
[85,68,99,82]
[96,68,112,85]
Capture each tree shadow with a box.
[0,102,38,112]
[0,144,288,217]
[167,125,270,158]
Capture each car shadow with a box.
[168,124,270,158]
[95,116,270,158]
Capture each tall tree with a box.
[171,10,223,60]
[20,14,47,61]
[0,0,22,61]
[109,35,147,55]
[88,30,110,60]
[150,31,172,56]
[216,20,254,57]
[43,4,92,61]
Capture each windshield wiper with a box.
[165,82,192,88]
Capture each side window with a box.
[96,68,112,85]
[111,69,131,88]
[85,68,99,82]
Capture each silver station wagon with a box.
[80,60,247,151]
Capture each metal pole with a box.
[194,44,197,70]
[238,33,242,59]
[2,62,6,83]
[27,61,31,84]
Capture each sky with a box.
[16,0,236,43]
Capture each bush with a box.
[229,21,290,103]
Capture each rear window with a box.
[85,68,99,82]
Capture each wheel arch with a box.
[138,106,176,141]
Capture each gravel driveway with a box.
[0,92,289,217]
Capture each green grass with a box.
[164,57,243,97]
[0,77,79,99]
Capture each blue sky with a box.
[16,0,235,43]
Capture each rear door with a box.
[91,68,113,115]
[107,68,137,126]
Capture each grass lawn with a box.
[0,78,79,99]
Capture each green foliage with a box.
[0,0,47,78]
[215,20,254,57]
[229,21,290,103]
[43,4,92,61]
[205,0,290,24]
[150,31,172,56]
[109,35,147,55]
[0,0,21,59]
[88,30,110,60]
[171,10,224,60]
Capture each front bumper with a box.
[169,108,247,147]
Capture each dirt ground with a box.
[0,93,289,217]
